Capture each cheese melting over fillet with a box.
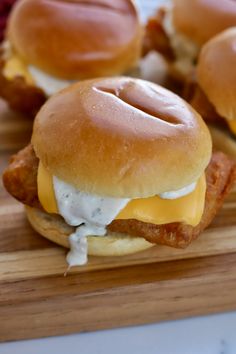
[38,162,206,228]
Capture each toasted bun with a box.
[26,207,154,256]
[173,0,236,46]
[197,28,236,122]
[32,77,212,198]
[7,0,142,79]
[208,125,236,159]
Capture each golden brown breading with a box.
[2,144,40,208]
[143,7,174,60]
[183,73,227,127]
[109,152,236,247]
[0,59,46,117]
[3,147,236,248]
[143,9,185,95]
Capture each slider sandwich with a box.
[188,28,236,158]
[3,77,236,266]
[144,0,236,88]
[0,0,142,116]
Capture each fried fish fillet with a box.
[0,59,46,117]
[143,7,174,60]
[3,144,40,208]
[183,73,227,128]
[109,152,236,247]
[3,146,236,248]
[143,9,184,95]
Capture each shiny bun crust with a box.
[32,77,211,198]
[32,77,212,198]
[173,0,236,45]
[8,0,142,79]
[26,207,154,257]
[197,28,236,122]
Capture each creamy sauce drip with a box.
[28,66,74,96]
[159,181,197,200]
[53,176,130,266]
[53,176,198,266]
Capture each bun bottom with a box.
[26,207,154,257]
[209,125,236,159]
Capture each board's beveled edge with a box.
[1,224,236,282]
[1,253,236,342]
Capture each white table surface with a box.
[1,1,235,353]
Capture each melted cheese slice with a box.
[228,120,236,136]
[116,175,206,226]
[37,162,58,214]
[3,54,34,84]
[38,162,206,227]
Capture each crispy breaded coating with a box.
[3,144,40,208]
[183,74,227,128]
[3,147,236,248]
[143,7,174,60]
[109,152,236,247]
[0,59,46,117]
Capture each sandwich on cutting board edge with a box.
[3,77,236,267]
[0,0,142,116]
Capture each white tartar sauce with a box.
[159,181,197,200]
[53,176,198,267]
[28,66,74,96]
[53,177,130,267]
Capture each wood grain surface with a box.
[0,99,236,342]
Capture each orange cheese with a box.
[3,55,34,84]
[38,162,206,227]
[37,161,58,214]
[228,120,236,136]
[116,175,206,227]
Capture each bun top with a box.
[32,77,212,198]
[8,0,142,79]
[173,0,236,45]
[197,28,236,122]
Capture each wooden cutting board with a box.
[1,99,236,342]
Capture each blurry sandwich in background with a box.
[0,0,142,116]
[144,0,236,91]
[187,28,236,158]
